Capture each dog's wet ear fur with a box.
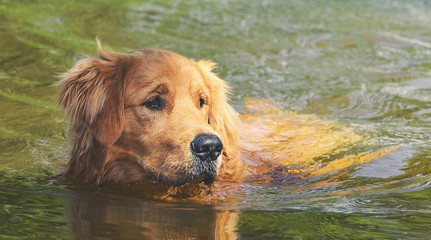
[58,40,127,145]
[197,60,241,163]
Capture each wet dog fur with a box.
[58,42,244,186]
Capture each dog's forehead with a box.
[132,49,204,82]
[124,49,208,97]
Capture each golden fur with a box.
[58,42,243,186]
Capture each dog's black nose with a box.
[191,134,223,162]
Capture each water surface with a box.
[1,0,431,239]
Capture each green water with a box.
[1,0,431,239]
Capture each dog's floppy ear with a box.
[57,41,127,145]
[197,60,241,161]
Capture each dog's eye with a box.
[199,97,206,108]
[143,96,165,111]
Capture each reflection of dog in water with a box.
[58,41,396,197]
[67,189,238,239]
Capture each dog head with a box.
[58,42,240,186]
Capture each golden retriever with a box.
[58,41,243,187]
[58,41,397,196]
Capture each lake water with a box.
[1,0,431,239]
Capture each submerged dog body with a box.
[58,44,244,186]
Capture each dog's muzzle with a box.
[187,134,223,185]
